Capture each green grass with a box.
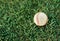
[0,0,60,41]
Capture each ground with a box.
[0,0,60,41]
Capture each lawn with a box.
[0,0,60,41]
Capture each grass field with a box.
[0,0,60,41]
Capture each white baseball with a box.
[34,12,48,26]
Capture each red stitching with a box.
[36,14,39,25]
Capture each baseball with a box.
[34,12,48,26]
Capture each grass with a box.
[0,0,60,41]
